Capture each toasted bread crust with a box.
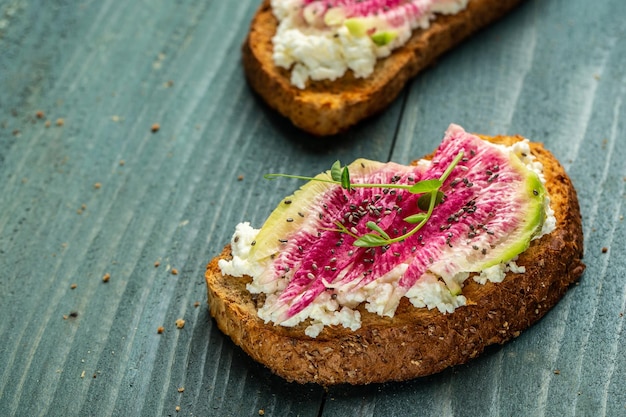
[205,135,584,385]
[242,0,527,136]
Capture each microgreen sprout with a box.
[264,151,464,247]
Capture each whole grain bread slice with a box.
[205,135,584,385]
[243,0,527,136]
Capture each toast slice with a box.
[243,0,527,136]
[205,134,584,385]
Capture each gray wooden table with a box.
[1,1,625,416]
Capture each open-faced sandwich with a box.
[206,125,585,385]
[243,0,527,135]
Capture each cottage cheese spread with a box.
[218,139,556,338]
[271,0,470,88]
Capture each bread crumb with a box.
[602,247,608,253]
[157,326,164,334]
[63,315,68,320]
[12,129,20,136]
[259,409,265,416]
[237,175,244,181]
[175,406,180,412]
[151,123,160,133]
[154,260,160,267]
[554,369,560,375]
[102,273,110,283]
[80,370,85,378]
[164,80,174,88]
[119,160,125,166]
[70,283,77,289]
[56,118,64,126]
[175,319,185,329]
[36,110,45,119]
[194,301,200,308]
[171,268,178,276]
[45,120,51,128]
[93,182,101,189]
[177,387,184,393]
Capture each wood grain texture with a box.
[0,0,624,416]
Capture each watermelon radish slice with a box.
[299,0,465,45]
[233,125,549,328]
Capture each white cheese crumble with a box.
[218,137,556,338]
[217,222,266,278]
[270,0,469,88]
[474,258,526,285]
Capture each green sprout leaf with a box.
[341,166,351,191]
[365,221,390,240]
[408,179,441,194]
[404,213,428,224]
[353,233,390,248]
[417,190,444,212]
[330,160,343,182]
